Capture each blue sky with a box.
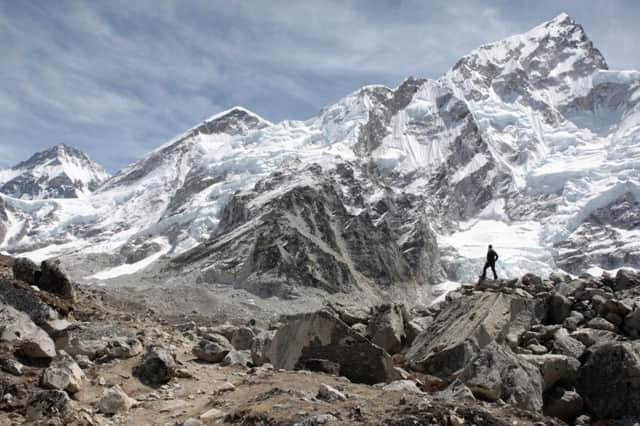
[1,0,639,172]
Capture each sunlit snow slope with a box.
[1,13,639,290]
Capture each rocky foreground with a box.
[1,254,640,425]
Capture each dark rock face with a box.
[577,342,640,418]
[174,165,442,298]
[39,260,75,301]
[132,346,177,387]
[266,310,396,385]
[12,257,40,286]
[193,108,270,136]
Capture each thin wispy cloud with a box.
[0,0,638,171]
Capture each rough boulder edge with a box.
[266,309,396,384]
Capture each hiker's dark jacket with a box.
[487,248,499,265]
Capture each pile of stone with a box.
[242,269,640,424]
[0,256,144,424]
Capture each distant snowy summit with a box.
[0,144,110,199]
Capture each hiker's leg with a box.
[491,264,497,280]
[481,262,489,279]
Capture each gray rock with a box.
[552,328,585,359]
[459,342,543,412]
[435,379,476,401]
[202,323,236,340]
[625,308,640,337]
[104,337,143,359]
[299,358,341,375]
[519,354,580,391]
[221,350,252,367]
[266,309,396,384]
[74,354,93,369]
[192,334,233,363]
[40,350,85,394]
[26,390,73,422]
[0,277,62,330]
[12,257,40,286]
[230,326,255,350]
[0,357,24,375]
[407,292,543,379]
[544,387,583,422]
[367,304,406,354]
[577,341,640,418]
[351,323,368,336]
[133,345,177,387]
[317,383,346,401]
[39,259,76,301]
[382,380,424,394]
[570,328,620,347]
[326,302,370,326]
[555,279,586,298]
[96,385,137,414]
[0,302,56,358]
[405,316,433,344]
[586,317,617,332]
[250,329,275,366]
[527,343,548,355]
[614,269,640,291]
[549,293,571,324]
[604,299,632,316]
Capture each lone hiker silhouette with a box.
[481,244,499,280]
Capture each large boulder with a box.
[192,334,233,363]
[519,354,580,391]
[614,269,640,291]
[96,385,137,414]
[39,260,76,301]
[230,326,255,350]
[266,309,396,384]
[577,341,640,418]
[12,257,40,286]
[0,277,67,329]
[459,342,543,412]
[552,328,585,359]
[406,292,544,379]
[250,329,275,366]
[0,302,56,359]
[549,294,571,324]
[103,336,143,359]
[367,304,407,354]
[570,328,620,347]
[54,323,142,361]
[40,350,85,394]
[133,345,177,387]
[221,350,252,367]
[26,390,74,422]
[544,387,584,422]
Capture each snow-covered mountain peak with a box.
[446,12,607,104]
[197,106,272,136]
[0,144,109,199]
